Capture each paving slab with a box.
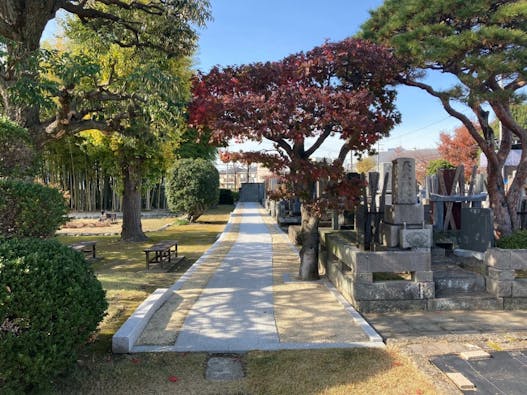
[174,203,278,352]
[365,310,527,340]
[205,355,245,381]
[431,350,527,394]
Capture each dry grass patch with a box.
[54,348,439,394]
[58,216,180,235]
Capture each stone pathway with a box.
[174,204,278,352]
[130,202,382,353]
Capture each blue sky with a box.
[193,0,463,156]
[43,1,464,156]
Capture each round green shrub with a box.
[166,158,220,222]
[0,238,107,393]
[0,179,68,238]
[496,230,527,249]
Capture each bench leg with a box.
[145,252,150,270]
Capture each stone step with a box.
[429,291,502,311]
[433,266,486,294]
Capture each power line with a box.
[383,116,454,142]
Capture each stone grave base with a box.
[320,230,527,313]
[320,230,434,313]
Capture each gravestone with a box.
[376,163,393,206]
[316,177,328,199]
[379,162,393,193]
[392,158,417,205]
[474,174,486,194]
[459,208,494,252]
[382,158,431,248]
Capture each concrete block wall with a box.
[485,248,527,300]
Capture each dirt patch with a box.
[57,217,179,235]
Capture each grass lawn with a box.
[51,204,440,394]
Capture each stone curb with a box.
[269,217,384,346]
[324,279,385,343]
[112,288,172,353]
[118,205,385,354]
[133,341,385,353]
[112,213,236,353]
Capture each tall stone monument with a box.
[382,158,432,248]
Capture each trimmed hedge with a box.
[0,238,107,393]
[0,179,68,238]
[218,188,234,205]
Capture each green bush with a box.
[496,230,527,249]
[218,188,235,205]
[166,158,220,222]
[0,179,68,238]
[0,117,38,178]
[0,238,107,393]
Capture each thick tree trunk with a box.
[486,157,527,237]
[486,167,513,237]
[299,205,320,281]
[121,159,147,242]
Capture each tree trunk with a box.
[145,188,151,211]
[120,158,147,242]
[299,204,320,281]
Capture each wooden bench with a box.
[144,240,178,270]
[69,241,97,259]
[99,211,118,224]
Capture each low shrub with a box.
[496,230,527,249]
[0,238,107,393]
[0,179,68,238]
[218,188,235,205]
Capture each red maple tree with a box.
[438,125,479,180]
[190,38,401,280]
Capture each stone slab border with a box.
[133,340,385,353]
[112,213,236,354]
[323,279,384,343]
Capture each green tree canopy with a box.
[56,13,199,241]
[0,117,37,178]
[426,159,455,176]
[362,0,527,236]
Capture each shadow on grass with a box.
[52,347,439,395]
